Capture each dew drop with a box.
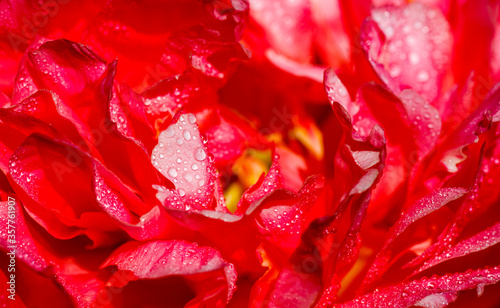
[178,188,186,197]
[389,64,401,78]
[194,148,207,161]
[188,114,197,124]
[183,130,191,141]
[176,138,184,145]
[417,71,430,82]
[409,53,420,65]
[198,179,205,187]
[168,168,178,178]
[191,163,199,171]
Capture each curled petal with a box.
[100,240,237,306]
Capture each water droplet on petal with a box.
[417,71,430,82]
[409,52,420,65]
[183,130,191,141]
[168,168,178,178]
[188,114,197,124]
[194,148,206,161]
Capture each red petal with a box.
[338,266,500,308]
[265,266,322,307]
[421,222,500,272]
[237,150,284,215]
[361,188,468,290]
[409,158,486,271]
[0,252,74,307]
[13,39,107,104]
[109,83,156,151]
[247,0,316,62]
[141,72,218,127]
[411,84,500,197]
[8,135,126,246]
[0,198,49,272]
[101,240,237,306]
[453,0,498,84]
[0,268,26,307]
[256,175,325,258]
[161,26,249,79]
[205,116,245,165]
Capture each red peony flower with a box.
[1,0,500,307]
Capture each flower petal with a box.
[337,266,500,308]
[361,3,453,103]
[361,187,468,290]
[0,198,49,272]
[247,0,316,62]
[152,113,226,212]
[100,240,237,306]
[13,39,107,104]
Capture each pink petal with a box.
[152,113,226,212]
